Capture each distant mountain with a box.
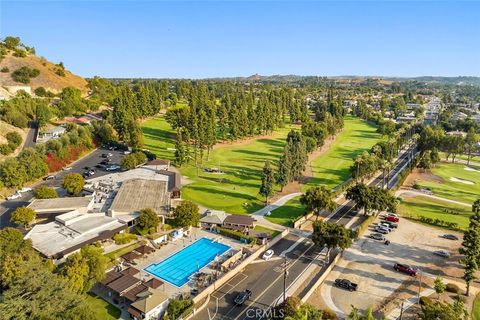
[0,40,88,94]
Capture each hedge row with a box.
[217,227,257,244]
[418,216,458,230]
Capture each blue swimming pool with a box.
[145,237,230,287]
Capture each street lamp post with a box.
[283,256,289,304]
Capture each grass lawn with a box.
[473,292,480,320]
[180,125,296,214]
[86,293,121,320]
[416,162,480,205]
[265,197,305,226]
[253,225,281,238]
[304,116,382,190]
[397,195,471,230]
[142,116,177,161]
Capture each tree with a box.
[0,157,28,188]
[418,297,468,320]
[276,154,291,192]
[346,183,372,215]
[33,186,58,199]
[10,207,36,228]
[138,208,160,232]
[259,161,275,203]
[300,186,337,220]
[312,219,352,262]
[174,131,188,167]
[62,173,85,195]
[434,276,446,299]
[173,201,200,228]
[80,244,107,289]
[465,128,478,165]
[3,36,21,49]
[459,204,480,296]
[62,252,90,294]
[121,153,138,170]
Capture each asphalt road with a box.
[0,147,125,229]
[22,124,38,150]
[325,143,417,227]
[193,234,326,320]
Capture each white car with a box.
[123,150,131,155]
[18,187,32,193]
[6,192,22,200]
[262,249,274,260]
[63,166,72,171]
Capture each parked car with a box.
[442,234,459,241]
[123,150,131,155]
[262,249,274,260]
[375,226,390,234]
[385,215,400,222]
[18,187,32,193]
[433,250,451,258]
[379,223,393,231]
[369,233,385,241]
[63,166,72,171]
[383,221,398,229]
[106,164,121,171]
[234,290,252,305]
[334,279,358,292]
[394,263,418,276]
[101,153,109,158]
[6,192,22,200]
[43,175,55,181]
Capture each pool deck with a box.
[134,228,246,298]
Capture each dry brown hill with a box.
[0,51,88,94]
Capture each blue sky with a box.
[1,1,478,78]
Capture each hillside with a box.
[0,51,88,94]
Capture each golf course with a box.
[416,162,480,205]
[142,115,382,215]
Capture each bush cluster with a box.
[445,283,460,294]
[11,66,40,84]
[0,131,22,155]
[217,227,257,244]
[120,152,147,170]
[113,232,137,245]
[418,216,458,230]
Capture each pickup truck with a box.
[394,263,418,276]
[334,279,358,292]
[234,289,252,305]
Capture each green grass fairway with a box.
[417,162,480,205]
[86,293,121,320]
[181,126,295,213]
[397,195,471,230]
[473,293,480,320]
[142,116,176,161]
[265,197,305,226]
[305,116,382,190]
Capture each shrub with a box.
[217,227,257,244]
[11,66,40,84]
[34,186,58,199]
[445,283,460,294]
[419,296,432,306]
[0,67,9,73]
[6,131,22,148]
[34,87,47,97]
[164,298,193,320]
[113,232,137,245]
[55,68,65,77]
[320,308,338,319]
[12,48,26,57]
[0,144,14,155]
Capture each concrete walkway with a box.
[252,192,303,216]
[395,189,471,207]
[386,288,435,320]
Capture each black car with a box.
[234,290,252,305]
[383,221,398,229]
[369,233,385,241]
[100,159,111,165]
[442,234,459,241]
[334,279,358,292]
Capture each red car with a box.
[385,215,399,222]
[394,263,417,276]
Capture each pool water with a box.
[145,237,230,287]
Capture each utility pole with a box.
[399,301,404,320]
[283,256,289,304]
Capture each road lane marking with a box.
[231,242,315,320]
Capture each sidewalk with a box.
[395,189,471,207]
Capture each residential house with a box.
[223,215,256,233]
[200,210,228,230]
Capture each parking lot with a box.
[307,217,464,317]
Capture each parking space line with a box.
[211,273,248,300]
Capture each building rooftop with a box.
[25,212,125,259]
[130,288,168,314]
[200,210,228,225]
[110,179,169,217]
[28,196,93,214]
[107,273,141,294]
[223,214,256,226]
